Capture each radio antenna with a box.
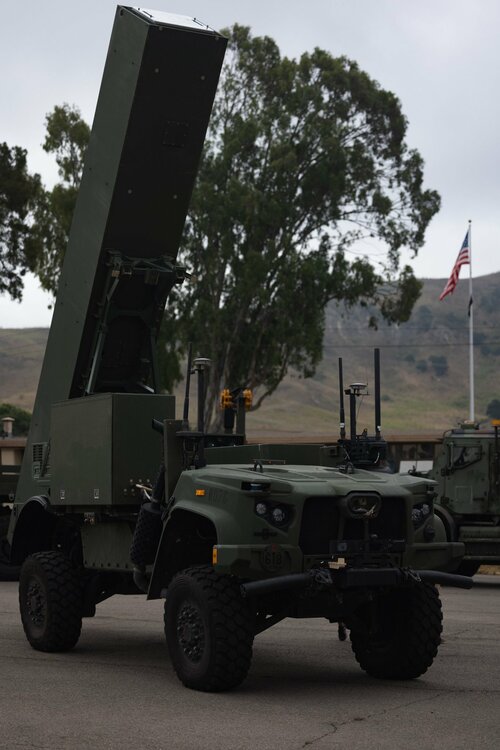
[338,358,346,439]
[374,347,381,439]
[181,342,193,430]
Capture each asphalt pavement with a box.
[1,576,499,750]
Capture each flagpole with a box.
[468,219,475,422]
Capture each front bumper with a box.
[404,541,465,571]
[213,540,466,577]
[240,566,474,598]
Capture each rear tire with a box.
[350,581,442,679]
[19,551,83,652]
[164,565,254,692]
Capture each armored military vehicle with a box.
[424,422,500,575]
[8,6,471,693]
[0,421,22,580]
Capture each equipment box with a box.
[51,393,174,506]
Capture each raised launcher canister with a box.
[9,7,226,532]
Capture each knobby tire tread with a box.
[350,581,443,680]
[19,551,83,652]
[165,565,254,692]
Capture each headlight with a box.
[254,501,291,528]
[271,506,287,526]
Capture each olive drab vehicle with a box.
[8,6,472,693]
[0,423,21,580]
[423,421,500,576]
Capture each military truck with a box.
[0,422,23,580]
[7,6,471,693]
[420,422,500,576]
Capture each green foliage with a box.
[475,331,500,357]
[0,105,89,300]
[2,31,440,427]
[443,311,463,329]
[475,331,490,356]
[428,355,448,377]
[173,26,439,423]
[0,403,31,436]
[480,287,500,314]
[0,143,42,299]
[29,105,90,295]
[486,399,500,419]
[414,305,433,332]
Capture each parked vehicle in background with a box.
[419,421,500,575]
[0,417,23,579]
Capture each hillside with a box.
[1,273,499,437]
[246,272,500,436]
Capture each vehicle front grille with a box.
[299,495,406,556]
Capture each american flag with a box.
[439,229,471,301]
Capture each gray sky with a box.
[1,0,499,327]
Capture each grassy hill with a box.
[247,273,500,436]
[1,273,499,437]
[0,328,48,410]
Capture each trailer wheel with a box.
[164,565,254,691]
[19,551,83,652]
[350,581,442,680]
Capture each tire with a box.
[350,581,442,680]
[456,560,480,577]
[164,565,254,692]
[19,551,83,652]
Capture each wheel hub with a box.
[26,580,45,627]
[176,602,205,663]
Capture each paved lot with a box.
[1,576,499,750]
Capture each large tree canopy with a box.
[29,104,90,294]
[1,28,440,429]
[0,403,31,436]
[173,26,440,424]
[0,104,89,301]
[0,144,41,299]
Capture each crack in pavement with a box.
[300,691,449,748]
[302,723,338,747]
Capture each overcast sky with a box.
[1,0,499,327]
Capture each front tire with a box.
[19,551,83,652]
[164,566,254,692]
[350,581,442,680]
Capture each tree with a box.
[0,104,89,301]
[29,104,90,295]
[172,26,440,425]
[0,143,42,299]
[428,355,448,377]
[486,399,500,420]
[4,28,440,428]
[0,403,32,436]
